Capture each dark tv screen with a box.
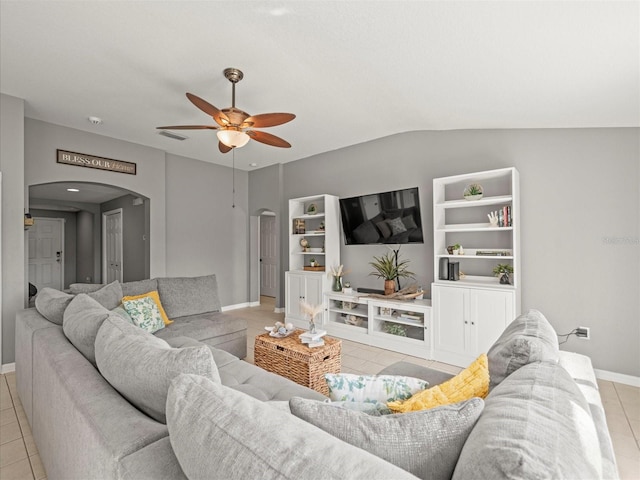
[340,187,424,245]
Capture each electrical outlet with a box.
[576,327,590,340]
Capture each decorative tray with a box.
[265,326,296,338]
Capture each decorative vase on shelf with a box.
[463,183,484,201]
[332,276,343,292]
[499,273,511,285]
[384,279,396,296]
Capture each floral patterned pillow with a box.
[324,373,428,404]
[122,296,165,333]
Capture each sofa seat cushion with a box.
[154,312,246,343]
[291,397,483,480]
[218,358,326,402]
[452,361,603,480]
[378,361,455,387]
[157,274,221,318]
[488,309,559,390]
[166,374,419,480]
[95,315,220,423]
[163,337,319,404]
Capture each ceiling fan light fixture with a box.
[217,129,250,148]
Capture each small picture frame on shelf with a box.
[293,218,305,234]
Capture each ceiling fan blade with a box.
[246,130,292,148]
[156,125,218,130]
[218,141,232,154]
[241,113,296,128]
[186,93,230,127]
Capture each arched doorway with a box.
[28,181,150,293]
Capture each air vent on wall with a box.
[158,130,188,141]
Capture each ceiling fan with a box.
[157,68,295,153]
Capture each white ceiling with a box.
[1,1,638,171]
[29,182,134,207]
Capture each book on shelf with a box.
[476,250,511,256]
[399,313,422,321]
[299,330,327,343]
[497,205,512,227]
[307,339,325,348]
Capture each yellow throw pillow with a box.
[387,354,489,413]
[122,291,172,325]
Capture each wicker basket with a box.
[254,329,341,396]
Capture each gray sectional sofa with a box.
[16,278,618,480]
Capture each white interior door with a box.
[102,209,123,283]
[260,214,277,297]
[28,218,64,291]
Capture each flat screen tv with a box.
[340,187,424,245]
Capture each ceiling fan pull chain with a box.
[232,148,236,208]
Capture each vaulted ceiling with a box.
[1,1,638,171]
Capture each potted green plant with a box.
[369,250,415,295]
[493,263,514,285]
[384,322,407,337]
[463,183,484,200]
[452,243,462,255]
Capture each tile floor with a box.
[1,297,638,479]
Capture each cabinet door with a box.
[285,273,304,319]
[469,289,515,356]
[304,275,323,306]
[433,285,468,356]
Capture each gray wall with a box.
[23,118,168,279]
[250,128,639,377]
[101,194,148,282]
[248,164,284,303]
[76,210,95,283]
[0,94,25,365]
[0,109,250,365]
[29,209,78,289]
[165,153,249,306]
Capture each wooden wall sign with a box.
[57,149,136,175]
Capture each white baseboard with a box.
[221,302,252,312]
[594,368,640,388]
[1,363,15,374]
[248,301,261,307]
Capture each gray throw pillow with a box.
[402,215,418,230]
[452,361,602,480]
[166,374,417,480]
[385,216,407,235]
[95,315,220,424]
[157,275,221,318]
[376,220,392,239]
[290,397,484,480]
[35,287,74,325]
[62,294,112,365]
[487,309,559,390]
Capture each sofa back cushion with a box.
[95,315,220,423]
[166,374,417,480]
[121,278,158,297]
[157,274,221,318]
[487,309,559,390]
[290,397,483,480]
[36,280,122,326]
[452,361,602,480]
[62,294,113,365]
